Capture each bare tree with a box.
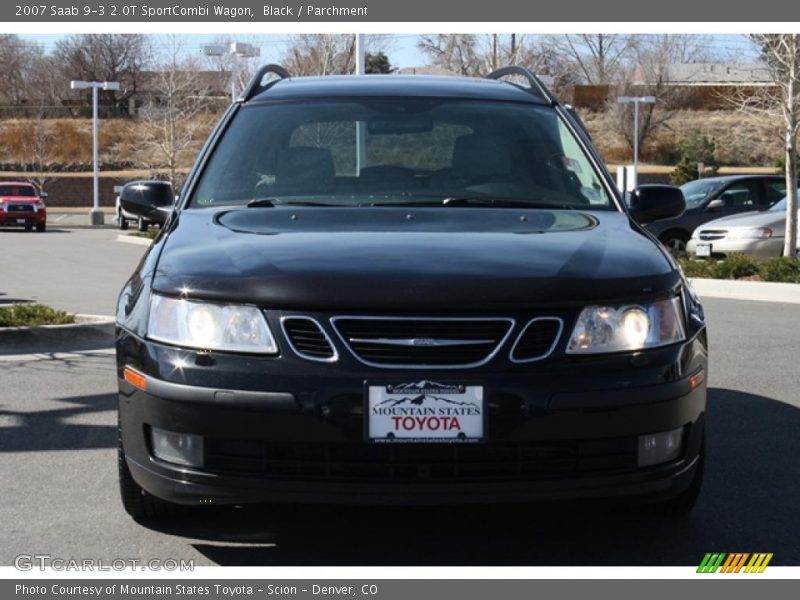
[549,34,635,84]
[417,34,482,76]
[0,35,46,108]
[417,34,578,91]
[611,35,710,158]
[138,37,215,187]
[281,34,356,76]
[735,34,800,258]
[54,34,152,112]
[24,117,55,191]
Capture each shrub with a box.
[711,253,761,279]
[760,256,800,283]
[670,129,719,186]
[678,258,715,278]
[0,304,75,327]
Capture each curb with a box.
[115,234,152,246]
[688,278,800,305]
[0,314,115,349]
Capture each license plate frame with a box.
[364,380,485,443]
[695,243,711,257]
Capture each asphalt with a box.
[0,297,798,566]
[0,226,145,315]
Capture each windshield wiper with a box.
[246,198,277,207]
[246,198,343,208]
[441,196,579,210]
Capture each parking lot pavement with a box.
[47,211,117,229]
[0,227,146,315]
[0,297,798,567]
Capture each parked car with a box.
[687,192,799,259]
[0,181,47,232]
[116,191,159,232]
[646,175,786,255]
[115,66,708,520]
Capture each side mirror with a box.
[39,191,48,199]
[707,198,726,211]
[119,180,174,224]
[628,184,686,224]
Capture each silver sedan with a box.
[687,195,799,259]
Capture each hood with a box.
[698,210,787,232]
[152,207,679,311]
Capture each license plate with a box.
[16,219,26,224]
[366,380,484,443]
[695,243,711,257]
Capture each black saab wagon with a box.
[116,66,708,519]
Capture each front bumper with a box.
[688,237,783,259]
[117,330,708,505]
[0,210,46,227]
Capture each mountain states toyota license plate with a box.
[366,380,484,443]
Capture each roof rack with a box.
[240,64,291,102]
[485,66,556,105]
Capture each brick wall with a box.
[37,177,132,207]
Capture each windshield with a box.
[0,185,36,197]
[680,179,723,209]
[189,99,613,210]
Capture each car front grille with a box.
[281,317,337,361]
[510,318,563,362]
[331,317,514,368]
[203,438,639,483]
[5,203,35,212]
[698,229,728,241]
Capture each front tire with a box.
[119,211,129,230]
[659,231,690,257]
[118,430,180,520]
[36,223,46,232]
[137,217,148,233]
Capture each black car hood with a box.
[152,207,678,311]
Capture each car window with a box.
[765,180,787,204]
[769,191,800,212]
[717,181,757,208]
[189,99,614,210]
[0,185,36,196]
[680,179,722,209]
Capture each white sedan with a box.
[688,195,799,259]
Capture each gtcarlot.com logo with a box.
[697,553,773,573]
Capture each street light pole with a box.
[71,79,120,226]
[92,85,98,220]
[617,95,656,189]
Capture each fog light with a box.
[638,427,684,467]
[150,427,204,468]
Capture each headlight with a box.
[566,297,685,354]
[148,294,277,354]
[726,227,772,239]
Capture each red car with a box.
[0,181,47,232]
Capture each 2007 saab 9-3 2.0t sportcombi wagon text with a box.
[115,65,708,519]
